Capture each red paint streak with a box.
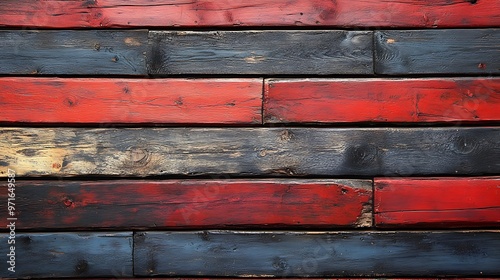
[4,180,371,229]
[264,78,500,123]
[0,0,498,28]
[375,177,500,228]
[0,78,262,124]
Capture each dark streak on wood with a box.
[0,179,372,230]
[148,31,373,75]
[134,231,500,276]
[375,29,500,75]
[0,232,133,278]
[1,127,499,177]
[0,30,148,75]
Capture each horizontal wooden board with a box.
[148,31,373,75]
[0,179,371,230]
[0,30,147,75]
[265,78,500,123]
[0,78,262,124]
[134,231,500,276]
[375,29,500,75]
[0,232,132,278]
[375,177,500,228]
[1,127,499,177]
[0,0,499,28]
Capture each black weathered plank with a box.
[0,232,133,278]
[0,30,147,75]
[148,31,374,75]
[134,231,500,277]
[375,29,500,75]
[1,127,499,177]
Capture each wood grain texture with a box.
[0,179,372,230]
[375,177,500,228]
[0,232,132,278]
[0,78,262,124]
[0,30,147,75]
[1,127,499,177]
[148,31,373,75]
[375,29,500,75]
[134,231,500,276]
[265,78,500,123]
[0,0,498,28]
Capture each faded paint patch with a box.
[124,37,142,46]
[356,202,373,227]
[244,55,266,64]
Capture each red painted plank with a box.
[375,177,500,228]
[0,0,498,28]
[264,78,500,123]
[1,179,372,229]
[0,78,262,124]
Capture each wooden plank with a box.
[0,179,371,230]
[265,78,500,123]
[375,29,500,75]
[0,0,499,28]
[0,232,132,278]
[148,31,373,75]
[375,177,500,228]
[1,127,499,177]
[0,78,262,124]
[0,30,147,75]
[134,231,500,276]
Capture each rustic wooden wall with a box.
[0,0,499,279]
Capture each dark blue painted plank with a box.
[375,29,500,75]
[148,31,374,75]
[0,30,147,75]
[0,232,133,278]
[134,231,500,277]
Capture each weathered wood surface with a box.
[375,177,500,228]
[134,231,500,276]
[1,0,499,28]
[1,127,499,177]
[0,30,147,75]
[375,29,500,75]
[0,78,262,124]
[0,179,371,230]
[0,232,133,278]
[264,78,500,123]
[148,31,373,75]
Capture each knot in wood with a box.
[125,146,151,167]
[346,144,378,167]
[453,135,479,155]
[63,197,74,208]
[280,130,293,142]
[74,259,89,274]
